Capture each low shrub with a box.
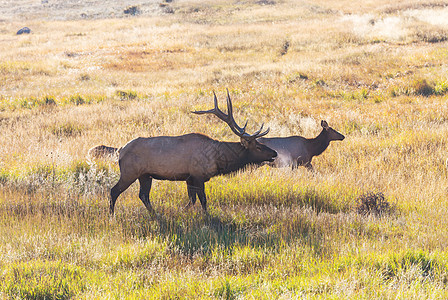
[115,90,139,101]
[411,78,434,96]
[356,192,394,217]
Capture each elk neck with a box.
[305,129,330,157]
[214,141,250,175]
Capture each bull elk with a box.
[258,120,344,171]
[110,90,277,215]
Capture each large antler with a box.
[192,89,270,139]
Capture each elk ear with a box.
[240,138,251,148]
[321,120,329,130]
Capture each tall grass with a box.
[1,0,448,298]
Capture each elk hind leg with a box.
[110,177,135,216]
[138,174,155,215]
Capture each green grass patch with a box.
[115,90,140,101]
[389,78,448,98]
[0,94,107,111]
[50,122,84,138]
[0,260,87,299]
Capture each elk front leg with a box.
[196,180,207,212]
[185,177,197,209]
[291,160,298,170]
[186,178,207,212]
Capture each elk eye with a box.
[256,145,262,151]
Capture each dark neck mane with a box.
[306,130,330,157]
[214,141,249,175]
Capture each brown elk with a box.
[257,120,344,171]
[110,91,277,215]
[87,145,119,160]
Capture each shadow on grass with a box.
[0,189,343,258]
[209,182,350,215]
[116,203,329,257]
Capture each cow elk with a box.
[87,145,119,161]
[258,120,344,171]
[110,90,277,216]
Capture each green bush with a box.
[115,90,139,101]
[411,78,434,96]
[434,80,448,95]
[67,94,85,105]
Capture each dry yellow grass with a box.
[1,0,448,298]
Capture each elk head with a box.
[321,120,345,141]
[193,89,277,163]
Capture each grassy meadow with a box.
[1,0,448,298]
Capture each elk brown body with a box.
[258,120,344,170]
[110,91,277,215]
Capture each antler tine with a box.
[252,123,264,136]
[213,91,218,106]
[225,89,269,139]
[192,91,227,120]
[242,120,248,132]
[226,88,233,120]
[244,123,270,139]
[252,124,270,139]
[193,90,270,139]
[225,89,247,135]
[213,91,224,116]
[192,91,243,137]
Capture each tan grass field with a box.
[1,0,448,298]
